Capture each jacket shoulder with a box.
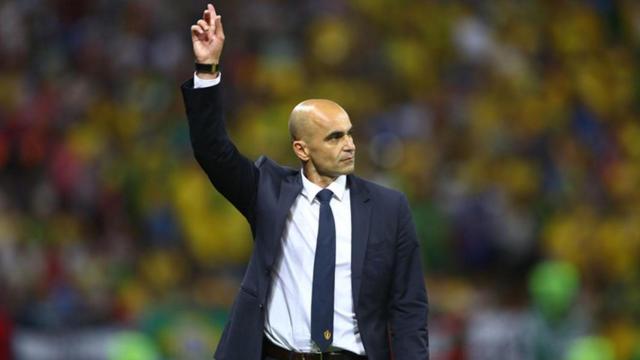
[350,175,407,204]
[255,155,299,178]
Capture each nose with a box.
[344,135,355,151]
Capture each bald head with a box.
[288,99,356,185]
[288,99,349,141]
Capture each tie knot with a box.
[316,189,333,204]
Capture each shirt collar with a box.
[300,169,347,203]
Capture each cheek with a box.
[320,146,339,160]
[315,145,342,165]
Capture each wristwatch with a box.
[195,62,220,74]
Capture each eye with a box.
[325,132,344,142]
[324,128,354,142]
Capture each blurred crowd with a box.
[1,0,640,359]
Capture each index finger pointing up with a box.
[207,4,218,27]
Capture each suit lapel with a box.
[266,173,302,269]
[348,175,371,308]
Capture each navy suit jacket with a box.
[181,79,429,360]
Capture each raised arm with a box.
[182,4,258,227]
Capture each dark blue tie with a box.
[311,189,336,351]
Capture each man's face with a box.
[303,110,356,177]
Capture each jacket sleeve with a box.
[181,79,258,227]
[389,195,429,359]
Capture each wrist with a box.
[194,61,220,78]
[195,57,219,66]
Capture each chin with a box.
[341,164,355,175]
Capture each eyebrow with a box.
[324,128,354,141]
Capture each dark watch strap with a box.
[195,62,220,73]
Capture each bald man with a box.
[182,4,429,360]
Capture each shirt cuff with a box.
[193,72,221,88]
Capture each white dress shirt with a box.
[193,74,365,355]
[264,171,364,354]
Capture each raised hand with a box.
[191,3,225,67]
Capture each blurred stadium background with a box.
[1,0,640,359]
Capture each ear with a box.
[292,140,310,161]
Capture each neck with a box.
[302,163,337,188]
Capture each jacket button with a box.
[259,303,264,309]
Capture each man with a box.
[182,4,429,360]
